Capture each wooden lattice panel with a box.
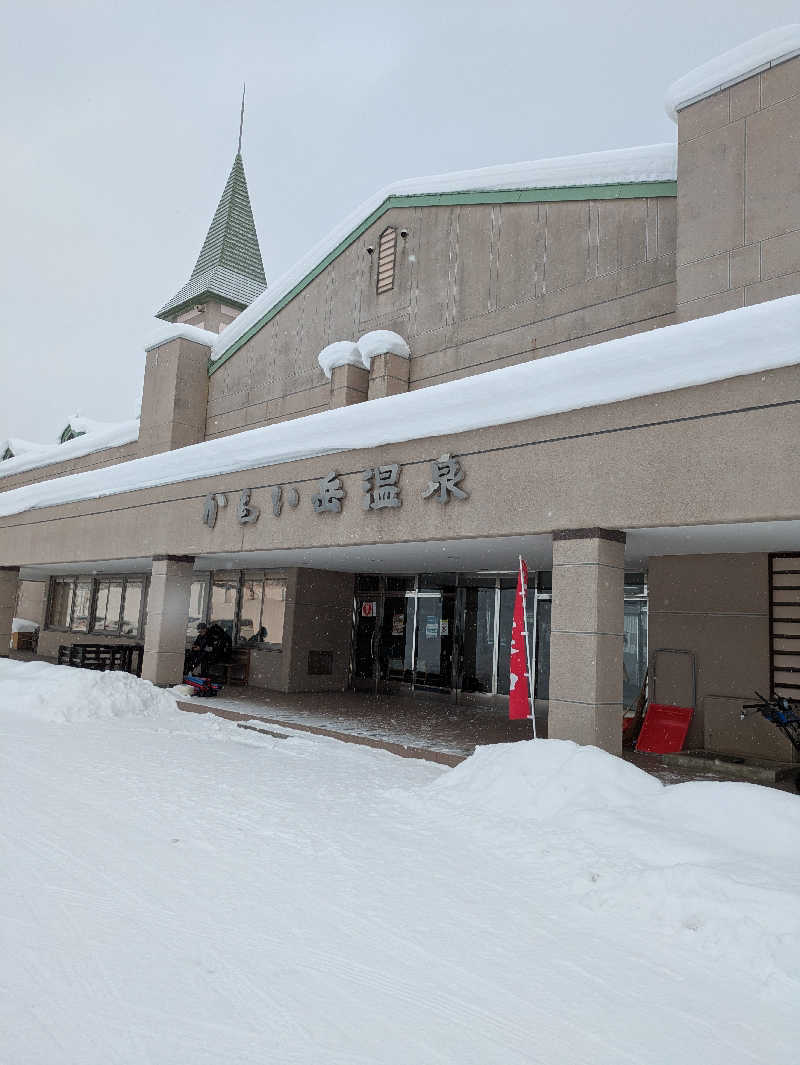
[376,227,397,294]
[770,553,800,696]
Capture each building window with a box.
[47,577,75,629]
[239,572,286,648]
[92,577,146,637]
[209,572,240,642]
[120,579,145,637]
[185,570,286,649]
[376,226,397,294]
[47,574,146,637]
[70,578,93,632]
[187,577,211,644]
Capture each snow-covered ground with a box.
[1,659,798,1064]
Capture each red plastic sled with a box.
[635,703,694,754]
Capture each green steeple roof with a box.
[157,152,266,321]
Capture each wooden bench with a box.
[58,643,144,677]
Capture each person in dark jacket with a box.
[188,622,232,676]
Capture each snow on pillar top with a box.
[356,331,411,368]
[317,341,363,380]
[665,25,800,120]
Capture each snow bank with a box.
[317,340,363,379]
[3,293,800,519]
[0,416,139,480]
[428,737,661,818]
[357,330,411,365]
[428,739,800,984]
[210,143,676,364]
[0,658,177,723]
[666,26,800,119]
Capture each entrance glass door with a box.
[351,578,415,693]
[380,592,415,685]
[352,593,380,691]
[414,585,456,691]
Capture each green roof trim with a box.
[208,179,677,376]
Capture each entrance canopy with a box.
[17,520,800,580]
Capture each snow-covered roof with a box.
[207,143,677,371]
[0,417,140,480]
[665,26,800,120]
[1,438,55,461]
[2,294,799,520]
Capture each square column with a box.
[141,555,195,686]
[0,567,20,658]
[330,363,369,408]
[548,529,625,754]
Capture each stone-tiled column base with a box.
[548,529,625,754]
[141,555,195,686]
[0,567,20,657]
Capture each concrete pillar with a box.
[141,555,195,686]
[367,353,410,400]
[138,337,211,456]
[330,363,369,408]
[548,529,625,754]
[0,567,20,657]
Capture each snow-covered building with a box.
[3,27,800,763]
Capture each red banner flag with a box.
[509,556,532,721]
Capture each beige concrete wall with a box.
[175,298,240,334]
[249,647,284,689]
[676,54,800,319]
[284,569,354,692]
[647,553,795,761]
[3,363,798,571]
[245,568,353,692]
[138,337,210,455]
[206,197,677,437]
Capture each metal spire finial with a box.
[237,83,246,155]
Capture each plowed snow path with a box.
[0,707,794,1064]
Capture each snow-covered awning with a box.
[1,294,799,520]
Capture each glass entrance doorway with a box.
[352,577,415,693]
[351,571,648,704]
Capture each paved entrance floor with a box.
[176,685,796,789]
[178,686,536,765]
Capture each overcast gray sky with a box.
[1,0,797,442]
